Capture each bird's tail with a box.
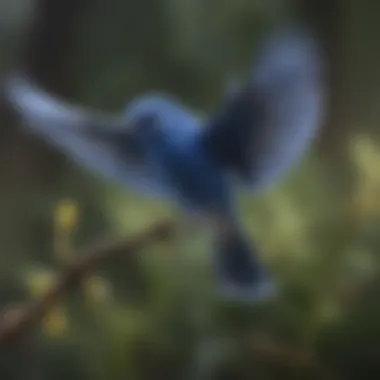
[213,227,275,302]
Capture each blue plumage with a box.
[5,26,324,301]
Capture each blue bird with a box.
[5,26,324,302]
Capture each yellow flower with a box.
[83,275,113,309]
[54,198,80,231]
[27,269,56,297]
[42,306,68,338]
[53,198,80,263]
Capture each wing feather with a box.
[202,26,325,191]
[5,73,169,196]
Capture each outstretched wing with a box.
[5,73,170,197]
[202,26,325,191]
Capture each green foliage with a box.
[2,0,380,379]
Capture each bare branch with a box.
[0,220,174,345]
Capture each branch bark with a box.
[0,220,174,346]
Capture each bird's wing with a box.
[5,73,170,197]
[201,26,325,191]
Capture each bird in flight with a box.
[5,26,324,302]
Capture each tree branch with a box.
[0,220,174,346]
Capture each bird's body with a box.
[5,26,325,301]
[124,95,235,215]
[160,140,232,213]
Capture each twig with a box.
[0,220,174,345]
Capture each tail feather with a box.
[214,229,275,301]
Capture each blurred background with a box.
[1,0,380,379]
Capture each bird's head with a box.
[123,96,167,144]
